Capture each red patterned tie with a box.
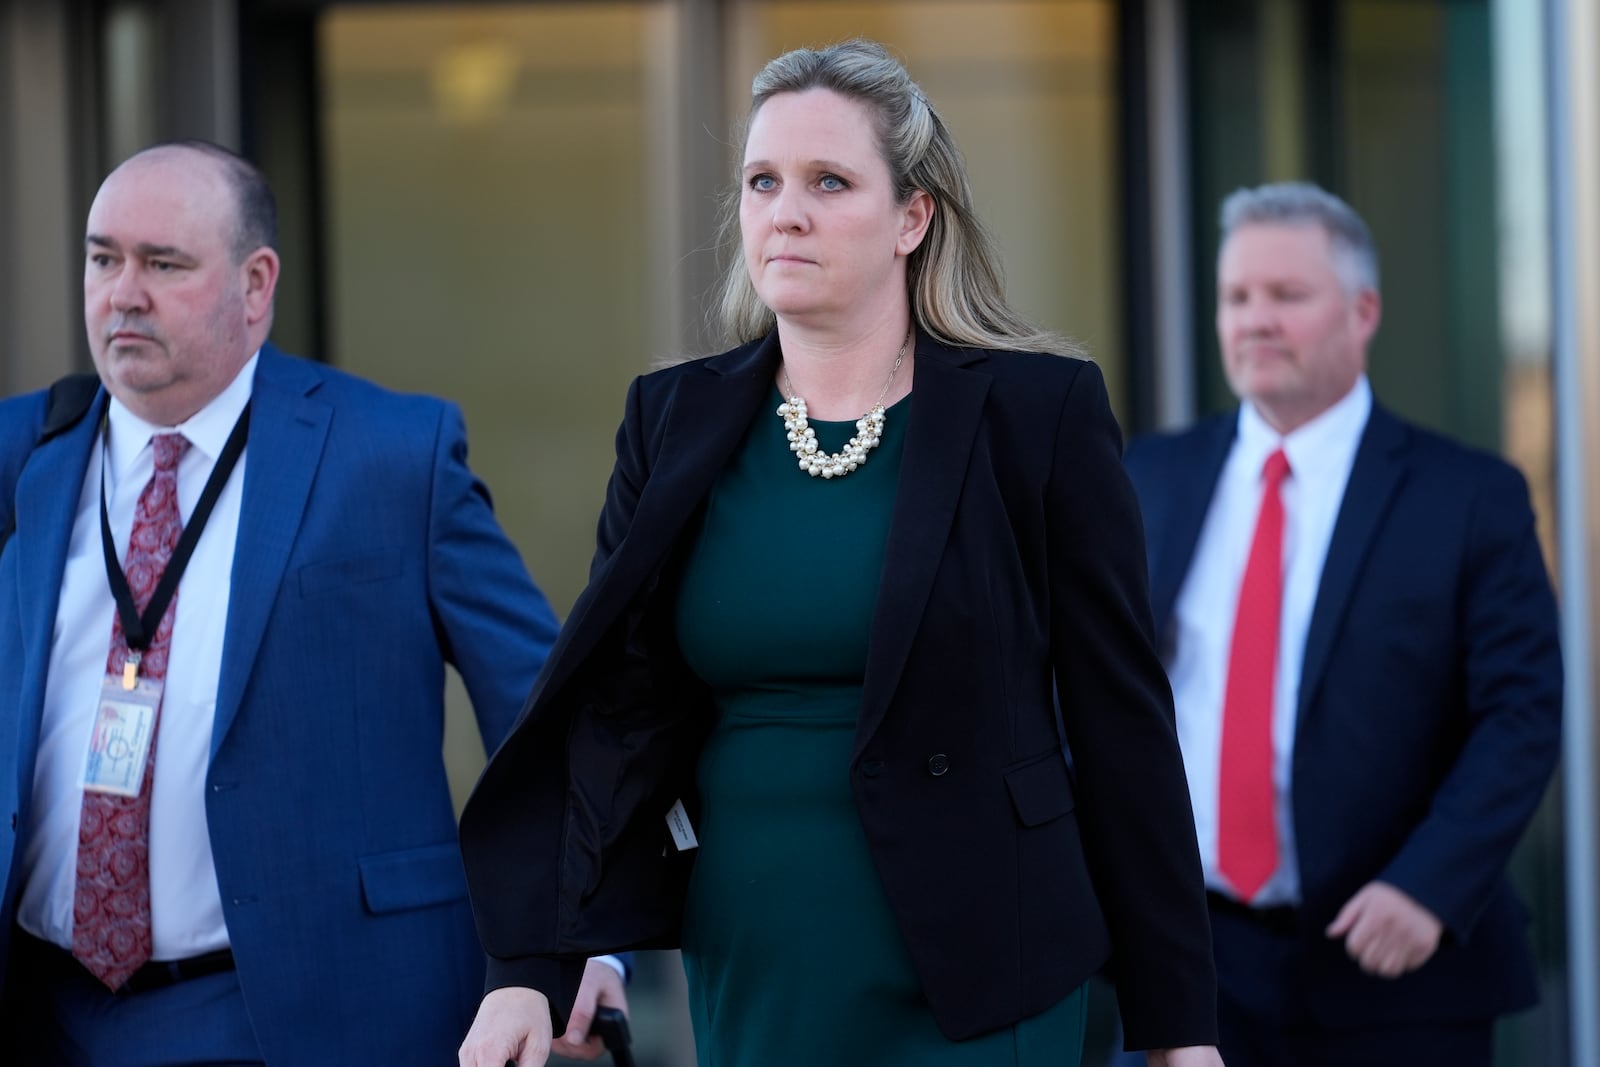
[73,432,189,989]
[1217,447,1290,902]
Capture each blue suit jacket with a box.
[0,347,561,1064]
[1124,402,1563,1025]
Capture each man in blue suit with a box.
[0,141,624,1064]
[1123,182,1562,1067]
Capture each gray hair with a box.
[1219,181,1379,294]
[715,38,1073,356]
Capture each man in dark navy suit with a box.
[1123,182,1562,1067]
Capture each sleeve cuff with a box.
[484,955,587,1030]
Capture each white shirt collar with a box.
[1235,375,1373,483]
[105,352,259,477]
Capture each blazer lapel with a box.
[537,337,779,703]
[1296,405,1409,720]
[212,348,331,755]
[621,340,779,584]
[856,340,989,750]
[1147,414,1236,639]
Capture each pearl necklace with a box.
[776,330,911,479]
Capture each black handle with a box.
[592,1006,635,1067]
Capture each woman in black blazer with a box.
[460,39,1220,1067]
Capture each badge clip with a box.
[121,651,141,691]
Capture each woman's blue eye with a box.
[819,175,846,191]
[750,175,777,192]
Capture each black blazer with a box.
[1124,404,1563,1025]
[461,333,1218,1048]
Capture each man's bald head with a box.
[120,141,278,265]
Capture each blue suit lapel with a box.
[212,348,331,756]
[11,392,105,785]
[1148,414,1236,640]
[1296,405,1409,720]
[857,340,988,750]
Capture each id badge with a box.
[83,675,162,797]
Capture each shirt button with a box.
[927,754,950,776]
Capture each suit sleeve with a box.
[1045,361,1218,1049]
[466,379,653,1013]
[591,376,650,582]
[1375,459,1563,938]
[0,392,49,559]
[425,400,561,752]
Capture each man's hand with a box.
[551,958,630,1061]
[1325,880,1443,978]
[1148,1046,1225,1066]
[459,986,552,1067]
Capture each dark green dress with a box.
[674,387,1086,1066]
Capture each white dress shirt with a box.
[18,355,256,960]
[1167,375,1371,905]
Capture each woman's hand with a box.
[551,959,631,1061]
[1148,1046,1225,1067]
[459,986,552,1067]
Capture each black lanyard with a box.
[99,404,251,660]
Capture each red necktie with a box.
[73,432,189,989]
[1217,447,1290,902]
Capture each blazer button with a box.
[927,753,950,776]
